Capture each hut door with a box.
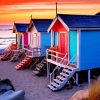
[59,33,65,53]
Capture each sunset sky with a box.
[0,0,100,25]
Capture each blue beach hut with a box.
[27,19,52,57]
[47,14,100,91]
[13,23,29,49]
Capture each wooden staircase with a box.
[0,50,12,61]
[33,58,47,76]
[47,53,78,91]
[16,55,32,70]
[48,65,77,91]
[10,50,25,62]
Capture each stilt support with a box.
[88,70,91,85]
[47,62,50,78]
[76,72,79,85]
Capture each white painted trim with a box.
[40,32,41,48]
[77,29,80,69]
[58,16,69,31]
[22,33,24,49]
[56,32,58,45]
[48,16,69,32]
[52,31,54,46]
[48,17,57,32]
[51,30,54,47]
[68,31,70,64]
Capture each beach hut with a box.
[26,19,52,57]
[47,14,100,91]
[13,23,29,49]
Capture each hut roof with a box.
[31,19,52,32]
[14,23,29,32]
[58,14,100,28]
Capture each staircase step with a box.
[16,65,21,69]
[33,70,39,74]
[65,67,73,71]
[16,65,21,68]
[18,63,24,66]
[43,61,46,64]
[57,76,66,81]
[60,72,69,78]
[54,79,63,84]
[21,62,26,64]
[51,82,60,88]
[36,67,40,71]
[48,85,56,91]
[25,58,31,60]
[40,64,44,66]
[26,56,32,58]
[23,59,28,62]
[66,66,76,71]
[37,65,43,68]
[62,69,72,74]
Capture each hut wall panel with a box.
[41,32,51,55]
[79,30,100,70]
[24,32,28,46]
[69,30,77,64]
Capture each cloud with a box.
[0,1,100,25]
[1,3,100,11]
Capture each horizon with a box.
[0,0,100,25]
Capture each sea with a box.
[0,25,16,54]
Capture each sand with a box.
[0,61,88,100]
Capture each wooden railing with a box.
[46,49,68,65]
[49,54,77,84]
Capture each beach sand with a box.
[0,61,88,100]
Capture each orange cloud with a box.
[0,1,100,25]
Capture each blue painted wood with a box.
[69,30,77,64]
[18,34,21,49]
[54,32,58,45]
[79,30,100,70]
[41,32,51,55]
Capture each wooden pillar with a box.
[51,30,54,47]
[76,72,79,85]
[22,33,24,49]
[16,34,17,45]
[47,62,50,78]
[77,29,80,68]
[88,70,91,85]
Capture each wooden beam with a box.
[51,30,54,47]
[88,70,91,85]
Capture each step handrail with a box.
[47,49,65,56]
[50,53,77,83]
[69,54,76,64]
[50,53,68,83]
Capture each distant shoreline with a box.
[0,37,15,39]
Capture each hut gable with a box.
[14,23,29,33]
[31,19,52,32]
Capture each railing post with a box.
[47,62,50,78]
[46,49,48,59]
[53,72,54,81]
[56,52,58,63]
[50,74,52,84]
